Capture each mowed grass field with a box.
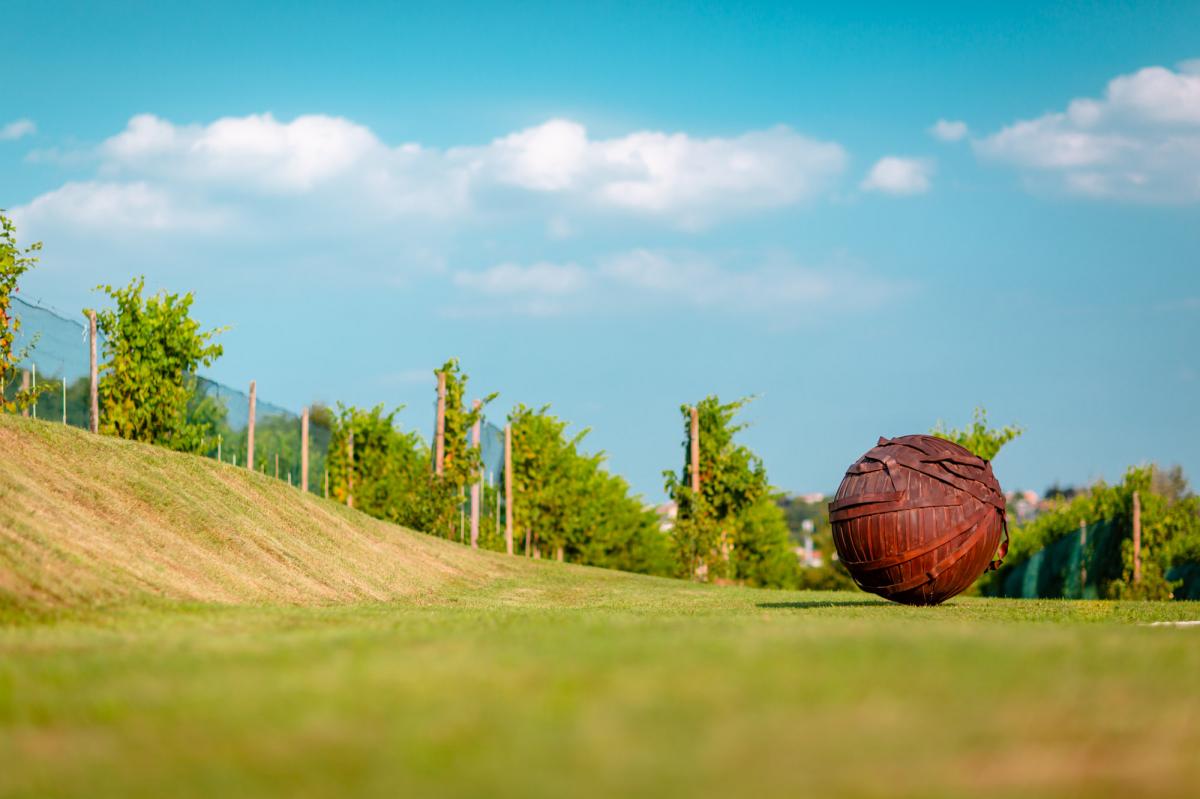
[2,416,1199,798]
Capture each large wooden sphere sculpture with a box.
[829,435,1008,606]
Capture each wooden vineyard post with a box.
[504,423,514,555]
[347,430,354,509]
[88,311,99,433]
[246,380,257,470]
[274,453,279,479]
[62,378,67,424]
[31,364,36,419]
[470,400,481,549]
[217,435,222,462]
[689,405,701,494]
[300,407,310,493]
[19,371,29,417]
[324,469,329,499]
[1079,519,1088,597]
[1132,490,1142,584]
[434,370,446,476]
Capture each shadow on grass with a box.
[757,600,892,610]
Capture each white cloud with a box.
[483,119,590,191]
[16,113,848,236]
[100,113,384,193]
[450,249,898,318]
[600,249,838,308]
[929,119,968,142]
[11,114,867,310]
[976,61,1200,202]
[453,261,589,296]
[1105,64,1200,125]
[449,261,591,317]
[860,157,933,195]
[12,181,226,233]
[456,120,847,226]
[1,118,36,141]
[588,126,846,222]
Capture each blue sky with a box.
[3,1,1198,500]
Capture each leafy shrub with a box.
[510,403,670,572]
[982,465,1200,600]
[665,396,796,585]
[91,277,225,452]
[431,358,494,538]
[931,406,1022,461]
[0,212,49,413]
[327,403,438,530]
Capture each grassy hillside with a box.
[2,415,1199,798]
[0,413,577,612]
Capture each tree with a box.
[91,276,225,452]
[777,494,858,591]
[573,464,673,576]
[509,404,576,558]
[509,403,670,571]
[981,464,1199,600]
[326,404,432,528]
[931,406,1023,461]
[313,396,669,571]
[1108,466,1196,601]
[664,396,780,582]
[733,497,800,588]
[431,359,496,538]
[438,358,493,488]
[0,212,48,413]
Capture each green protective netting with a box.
[8,297,512,502]
[9,297,94,383]
[6,297,97,427]
[190,377,332,492]
[480,419,505,484]
[989,518,1127,599]
[474,417,508,548]
[991,519,1200,600]
[8,297,333,493]
[1166,563,1200,601]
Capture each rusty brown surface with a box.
[829,435,1008,606]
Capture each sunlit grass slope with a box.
[0,413,610,611]
[2,414,1199,799]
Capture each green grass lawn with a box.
[3,580,1199,799]
[3,415,1199,798]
